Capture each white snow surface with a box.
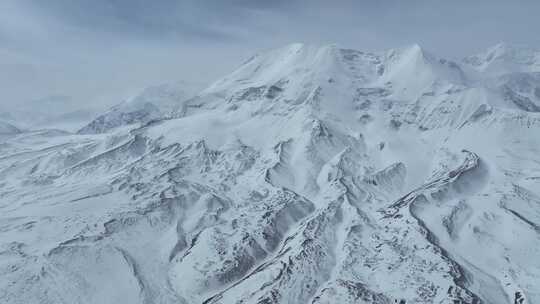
[1,43,540,304]
[78,82,200,134]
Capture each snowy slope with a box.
[78,83,200,134]
[463,43,540,113]
[464,43,540,75]
[1,43,540,304]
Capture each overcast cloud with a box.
[1,0,539,111]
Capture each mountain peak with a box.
[77,82,198,134]
[204,42,342,94]
[484,42,538,60]
[464,42,540,74]
[383,43,437,69]
[404,43,424,53]
[389,43,426,58]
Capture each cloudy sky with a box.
[1,0,539,111]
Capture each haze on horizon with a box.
[1,0,539,111]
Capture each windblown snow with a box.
[1,43,540,304]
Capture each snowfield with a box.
[1,43,540,304]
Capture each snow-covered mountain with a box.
[464,43,540,75]
[463,43,540,113]
[78,83,200,134]
[1,43,540,304]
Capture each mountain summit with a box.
[464,42,540,74]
